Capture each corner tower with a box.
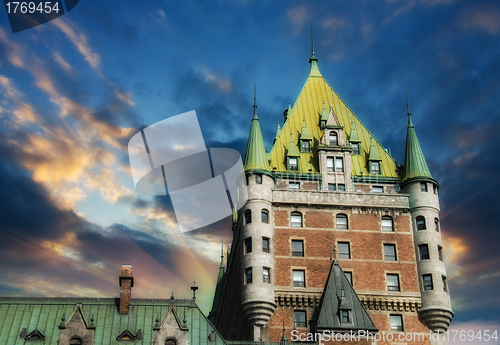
[241,85,276,340]
[400,94,453,333]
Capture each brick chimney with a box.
[119,264,134,314]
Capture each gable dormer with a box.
[299,121,312,153]
[20,328,46,341]
[58,304,94,345]
[153,304,189,345]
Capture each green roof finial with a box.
[309,21,321,77]
[252,83,258,120]
[402,92,434,184]
[244,85,271,172]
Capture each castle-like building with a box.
[208,41,453,344]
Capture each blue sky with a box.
[0,0,499,336]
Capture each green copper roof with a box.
[300,121,312,141]
[311,260,377,332]
[243,90,271,172]
[349,122,361,143]
[287,134,300,157]
[0,297,227,345]
[368,136,382,161]
[209,242,226,319]
[321,102,329,122]
[309,23,321,77]
[274,122,281,143]
[402,108,434,183]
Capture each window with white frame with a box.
[390,315,403,331]
[293,270,305,287]
[351,142,360,154]
[329,132,338,146]
[288,157,298,171]
[289,182,300,189]
[262,237,270,253]
[421,182,428,192]
[336,214,348,229]
[387,274,400,291]
[416,216,426,230]
[370,161,381,175]
[336,157,344,172]
[384,244,397,261]
[263,267,270,283]
[327,157,334,172]
[261,209,269,223]
[338,242,350,259]
[291,212,302,227]
[423,274,433,290]
[382,216,394,232]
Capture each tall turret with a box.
[241,85,276,341]
[400,93,453,334]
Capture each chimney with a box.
[119,264,134,314]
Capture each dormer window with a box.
[329,132,338,146]
[340,310,350,323]
[301,140,311,153]
[370,161,381,175]
[351,142,360,155]
[288,157,298,171]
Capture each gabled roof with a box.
[402,96,434,184]
[243,91,271,173]
[311,259,377,332]
[268,54,399,177]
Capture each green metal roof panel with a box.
[243,103,271,172]
[0,297,227,345]
[402,114,434,183]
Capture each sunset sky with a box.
[0,0,499,336]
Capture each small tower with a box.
[400,93,453,333]
[241,85,276,341]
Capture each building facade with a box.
[208,43,453,345]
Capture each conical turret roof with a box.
[402,94,434,184]
[244,87,271,172]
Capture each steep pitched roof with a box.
[209,242,226,319]
[402,96,434,184]
[311,260,377,332]
[243,90,271,173]
[268,54,399,177]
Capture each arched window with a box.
[291,212,302,227]
[70,338,82,345]
[165,339,177,345]
[434,218,440,232]
[244,210,252,224]
[329,132,338,146]
[261,209,269,224]
[336,214,348,229]
[382,216,394,232]
[416,216,426,230]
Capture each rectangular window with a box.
[328,183,336,191]
[327,157,334,172]
[435,219,440,232]
[344,272,353,285]
[245,267,252,284]
[301,140,311,153]
[337,184,346,191]
[292,240,304,257]
[336,157,344,172]
[338,242,350,259]
[387,274,400,291]
[417,217,426,230]
[261,210,269,223]
[382,217,393,232]
[438,245,444,261]
[421,182,428,192]
[442,275,448,292]
[341,310,350,323]
[262,238,269,253]
[373,185,384,193]
[329,132,338,146]
[371,161,380,175]
[419,244,430,260]
[351,143,360,154]
[245,211,252,224]
[433,184,437,194]
[245,237,252,254]
[390,315,403,331]
[293,270,305,287]
[294,311,307,328]
[255,174,262,184]
[384,244,397,261]
[336,215,348,229]
[289,182,300,189]
[289,157,298,171]
[423,274,433,290]
[291,213,302,227]
[263,268,270,283]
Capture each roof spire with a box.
[402,92,434,185]
[309,21,321,77]
[244,86,271,172]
